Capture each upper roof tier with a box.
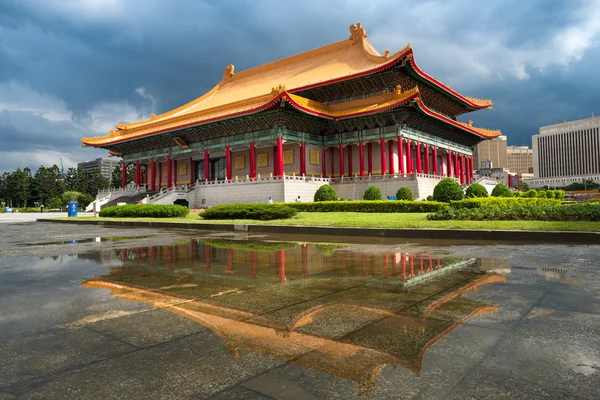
[111,23,492,134]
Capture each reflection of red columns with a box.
[424,144,430,175]
[321,146,327,177]
[121,163,127,188]
[205,245,211,272]
[251,251,257,279]
[134,249,140,263]
[419,252,424,274]
[330,148,335,178]
[279,250,286,284]
[410,254,415,277]
[276,137,283,177]
[361,253,366,278]
[384,253,389,279]
[190,239,196,265]
[347,145,353,177]
[437,258,441,269]
[324,256,328,272]
[227,248,233,275]
[299,142,306,176]
[135,160,140,187]
[367,142,373,174]
[301,245,308,278]
[433,146,438,176]
[225,145,232,181]
[167,246,172,267]
[379,138,386,176]
[401,253,406,282]
[149,159,155,191]
[249,142,256,179]
[189,158,195,185]
[151,246,156,264]
[460,154,465,184]
[122,248,127,262]
[446,151,452,177]
[358,141,365,177]
[341,252,346,276]
[204,150,210,181]
[388,140,395,175]
[398,136,404,175]
[429,254,433,272]
[406,139,413,175]
[416,142,422,174]
[338,143,344,178]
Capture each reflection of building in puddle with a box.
[84,240,506,396]
[536,267,583,287]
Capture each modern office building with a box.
[525,116,600,188]
[507,145,533,174]
[473,135,507,170]
[77,157,120,182]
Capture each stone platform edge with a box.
[37,218,600,244]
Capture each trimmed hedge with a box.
[433,178,464,202]
[428,204,600,221]
[396,187,414,201]
[201,204,297,220]
[100,204,189,218]
[314,185,337,202]
[465,183,488,198]
[364,186,382,201]
[289,200,446,213]
[449,197,561,209]
[491,184,512,197]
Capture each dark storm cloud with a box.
[0,0,599,172]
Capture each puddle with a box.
[20,235,154,246]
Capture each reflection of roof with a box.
[82,23,496,148]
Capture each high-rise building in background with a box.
[507,146,533,174]
[525,116,600,188]
[473,135,507,170]
[77,157,120,183]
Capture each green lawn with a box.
[58,212,600,232]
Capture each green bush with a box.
[363,186,382,201]
[465,183,488,198]
[314,185,337,202]
[433,178,464,202]
[396,187,414,201]
[449,197,561,209]
[48,197,64,209]
[555,190,565,200]
[512,191,523,197]
[201,204,296,220]
[289,200,446,213]
[428,204,600,222]
[536,190,547,198]
[62,191,82,203]
[100,204,189,218]
[78,193,95,208]
[491,184,512,197]
[545,190,556,199]
[427,195,434,201]
[525,189,538,198]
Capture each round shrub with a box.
[201,204,296,220]
[314,185,337,202]
[491,184,512,197]
[48,197,64,209]
[545,190,556,199]
[433,178,464,202]
[396,186,414,201]
[363,186,382,201]
[536,190,547,198]
[427,195,434,201]
[512,191,523,197]
[525,189,538,198]
[555,190,565,200]
[465,183,488,198]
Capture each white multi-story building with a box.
[526,116,600,188]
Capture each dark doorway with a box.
[174,199,189,208]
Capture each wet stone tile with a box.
[203,386,272,399]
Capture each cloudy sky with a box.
[1,0,599,173]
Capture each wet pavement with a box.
[1,223,599,399]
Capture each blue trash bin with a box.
[67,201,78,217]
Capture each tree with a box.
[5,168,33,207]
[491,184,512,197]
[564,179,600,191]
[62,191,82,204]
[314,185,337,202]
[519,180,529,191]
[111,163,134,189]
[363,186,382,201]
[433,178,464,202]
[31,165,65,205]
[396,187,414,201]
[465,183,488,198]
[86,169,110,197]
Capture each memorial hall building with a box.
[84,24,500,207]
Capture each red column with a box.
[203,150,210,181]
[172,159,177,187]
[388,140,395,175]
[276,137,283,177]
[379,138,386,176]
[121,163,127,188]
[347,145,353,177]
[273,145,278,176]
[432,146,438,176]
[454,152,459,179]
[416,141,422,174]
[447,150,452,177]
[367,142,373,175]
[469,156,474,183]
[189,158,195,185]
[358,141,365,177]
[225,146,231,180]
[249,142,256,179]
[338,143,344,177]
[321,146,326,177]
[150,159,155,191]
[300,142,306,176]
[460,153,465,184]
[135,160,140,187]
[398,136,404,175]
[158,162,162,188]
[406,139,412,175]
[424,144,430,175]
[330,148,334,177]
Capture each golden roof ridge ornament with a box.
[349,23,367,45]
[271,83,286,95]
[223,64,235,82]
